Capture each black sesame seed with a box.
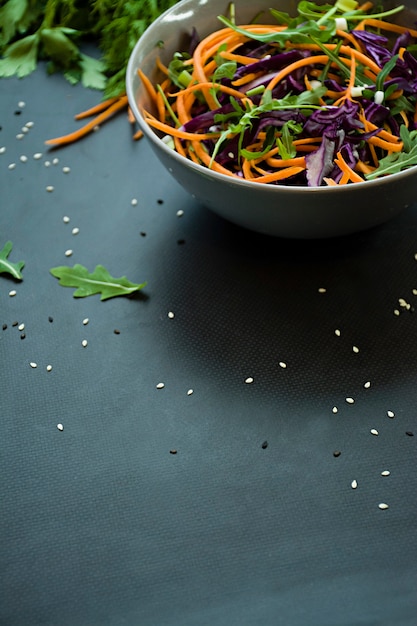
[177,239,186,245]
[157,198,164,204]
[14,110,22,115]
[169,449,177,455]
[12,321,18,327]
[261,441,268,449]
[140,231,147,237]
[2,324,7,331]
[113,329,120,335]
[406,431,414,437]
[333,450,341,457]
[48,316,53,323]
[20,333,26,340]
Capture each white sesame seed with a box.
[19,155,28,162]
[345,397,354,404]
[25,121,34,128]
[156,382,165,389]
[29,362,37,368]
[131,198,138,206]
[63,216,70,223]
[187,389,194,395]
[9,289,16,297]
[228,152,234,159]
[352,346,359,353]
[64,249,73,257]
[394,309,400,316]
[52,157,59,165]
[16,133,24,140]
[18,101,26,108]
[378,503,389,510]
[332,406,338,414]
[387,410,395,418]
[364,381,371,388]
[82,318,89,325]
[33,152,43,159]
[351,480,358,489]
[44,160,51,167]
[21,127,29,134]
[370,429,379,436]
[81,339,88,347]
[413,289,417,296]
[279,361,287,369]
[415,253,417,261]
[62,166,71,173]
[381,470,390,476]
[176,210,184,217]
[93,125,100,132]
[245,377,254,384]
[18,323,25,331]
[0,146,6,154]
[71,227,79,235]
[57,423,64,431]
[8,163,16,170]
[46,185,54,192]
[46,365,52,372]
[335,329,341,337]
[318,287,326,293]
[168,311,175,319]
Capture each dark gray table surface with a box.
[1,67,416,626]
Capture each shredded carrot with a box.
[248,166,305,184]
[133,129,144,141]
[143,112,219,141]
[356,18,417,38]
[127,106,135,124]
[335,151,365,183]
[323,177,338,186]
[45,96,129,147]
[357,1,374,11]
[74,97,119,120]
[156,56,169,76]
[137,68,158,106]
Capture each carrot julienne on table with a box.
[138,0,417,186]
[45,95,144,146]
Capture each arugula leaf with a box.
[50,264,147,300]
[0,241,25,280]
[217,15,336,46]
[296,2,335,20]
[365,127,417,180]
[277,120,303,159]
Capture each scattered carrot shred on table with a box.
[45,94,143,147]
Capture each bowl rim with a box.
[126,0,417,194]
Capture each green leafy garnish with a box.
[365,127,417,180]
[209,87,327,168]
[217,14,336,46]
[0,0,181,96]
[0,241,25,280]
[50,264,147,300]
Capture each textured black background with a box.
[1,67,416,626]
